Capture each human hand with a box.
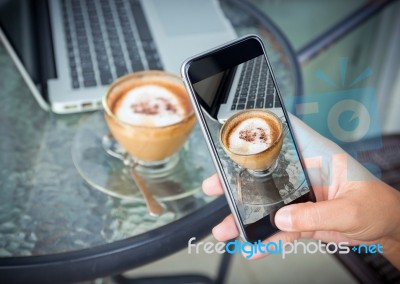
[203,115,400,267]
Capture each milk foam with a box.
[228,117,273,155]
[115,85,185,127]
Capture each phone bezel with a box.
[181,34,315,242]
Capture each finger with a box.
[212,214,239,241]
[243,231,301,260]
[202,174,224,196]
[275,199,354,233]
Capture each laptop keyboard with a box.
[230,55,280,111]
[62,0,163,89]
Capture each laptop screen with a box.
[0,0,55,95]
[0,0,40,83]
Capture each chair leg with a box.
[215,251,233,284]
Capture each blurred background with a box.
[253,0,400,138]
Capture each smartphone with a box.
[181,35,315,242]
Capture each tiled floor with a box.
[120,235,357,284]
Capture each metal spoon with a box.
[102,134,164,216]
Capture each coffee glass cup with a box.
[220,109,283,176]
[103,71,196,173]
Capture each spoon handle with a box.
[129,167,164,216]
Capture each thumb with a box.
[275,199,354,233]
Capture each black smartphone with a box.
[181,35,315,242]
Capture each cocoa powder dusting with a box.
[131,97,177,115]
[239,127,268,143]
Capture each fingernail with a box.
[275,208,292,230]
[203,176,212,187]
[212,224,221,235]
[212,225,217,234]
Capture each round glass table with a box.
[0,0,301,282]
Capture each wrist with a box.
[379,188,400,269]
[380,237,400,269]
[389,190,400,241]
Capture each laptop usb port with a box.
[81,102,94,109]
[64,104,78,110]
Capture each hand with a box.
[203,115,400,268]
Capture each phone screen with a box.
[184,36,315,242]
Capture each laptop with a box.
[0,0,236,114]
